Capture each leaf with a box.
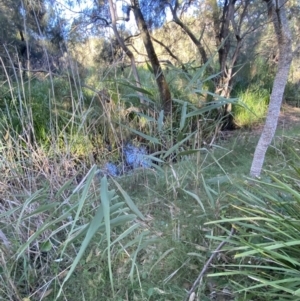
[185,99,238,118]
[118,81,153,96]
[158,110,164,132]
[135,112,156,122]
[177,148,207,157]
[110,224,140,247]
[100,176,114,294]
[22,202,60,220]
[112,179,145,220]
[17,189,48,232]
[56,197,105,300]
[40,240,52,252]
[125,94,155,104]
[149,248,175,275]
[180,188,205,212]
[61,165,98,255]
[120,125,160,145]
[163,131,196,159]
[146,61,153,73]
[17,206,82,259]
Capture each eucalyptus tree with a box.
[165,0,268,127]
[107,0,144,104]
[128,0,172,114]
[69,0,173,115]
[167,0,208,65]
[250,0,294,177]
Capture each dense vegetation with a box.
[1,0,300,300]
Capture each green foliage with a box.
[284,80,300,106]
[1,17,300,299]
[0,166,154,300]
[206,148,300,300]
[233,86,269,127]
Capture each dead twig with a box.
[184,227,236,301]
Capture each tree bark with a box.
[130,0,172,115]
[151,36,188,72]
[250,0,293,177]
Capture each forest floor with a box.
[221,103,300,141]
[251,103,300,131]
[263,103,300,131]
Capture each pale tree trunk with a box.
[107,0,144,104]
[250,0,293,177]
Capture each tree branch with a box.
[151,36,187,71]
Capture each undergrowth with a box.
[1,47,300,301]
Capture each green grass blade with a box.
[100,176,114,295]
[56,200,105,299]
[180,188,205,212]
[158,110,164,132]
[120,125,160,144]
[163,131,196,159]
[112,179,145,220]
[179,102,187,131]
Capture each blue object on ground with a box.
[104,162,120,177]
[123,143,151,169]
[100,143,151,177]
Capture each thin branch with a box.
[184,227,236,301]
[151,36,187,71]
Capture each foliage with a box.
[206,147,300,300]
[0,165,152,300]
[233,86,269,127]
[1,1,300,299]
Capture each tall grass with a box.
[206,143,300,301]
[0,44,236,300]
[233,87,269,127]
[2,33,299,301]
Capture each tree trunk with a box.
[108,0,144,104]
[209,0,249,129]
[130,0,172,115]
[250,0,293,177]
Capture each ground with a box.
[277,103,300,129]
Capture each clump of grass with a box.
[233,87,269,128]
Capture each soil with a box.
[275,103,300,130]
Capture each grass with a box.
[2,118,300,300]
[1,51,300,301]
[233,87,270,128]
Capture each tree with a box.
[108,0,144,104]
[165,0,266,128]
[0,0,66,76]
[130,0,172,115]
[167,0,208,64]
[209,0,252,128]
[250,0,293,177]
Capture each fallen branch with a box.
[184,227,236,301]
